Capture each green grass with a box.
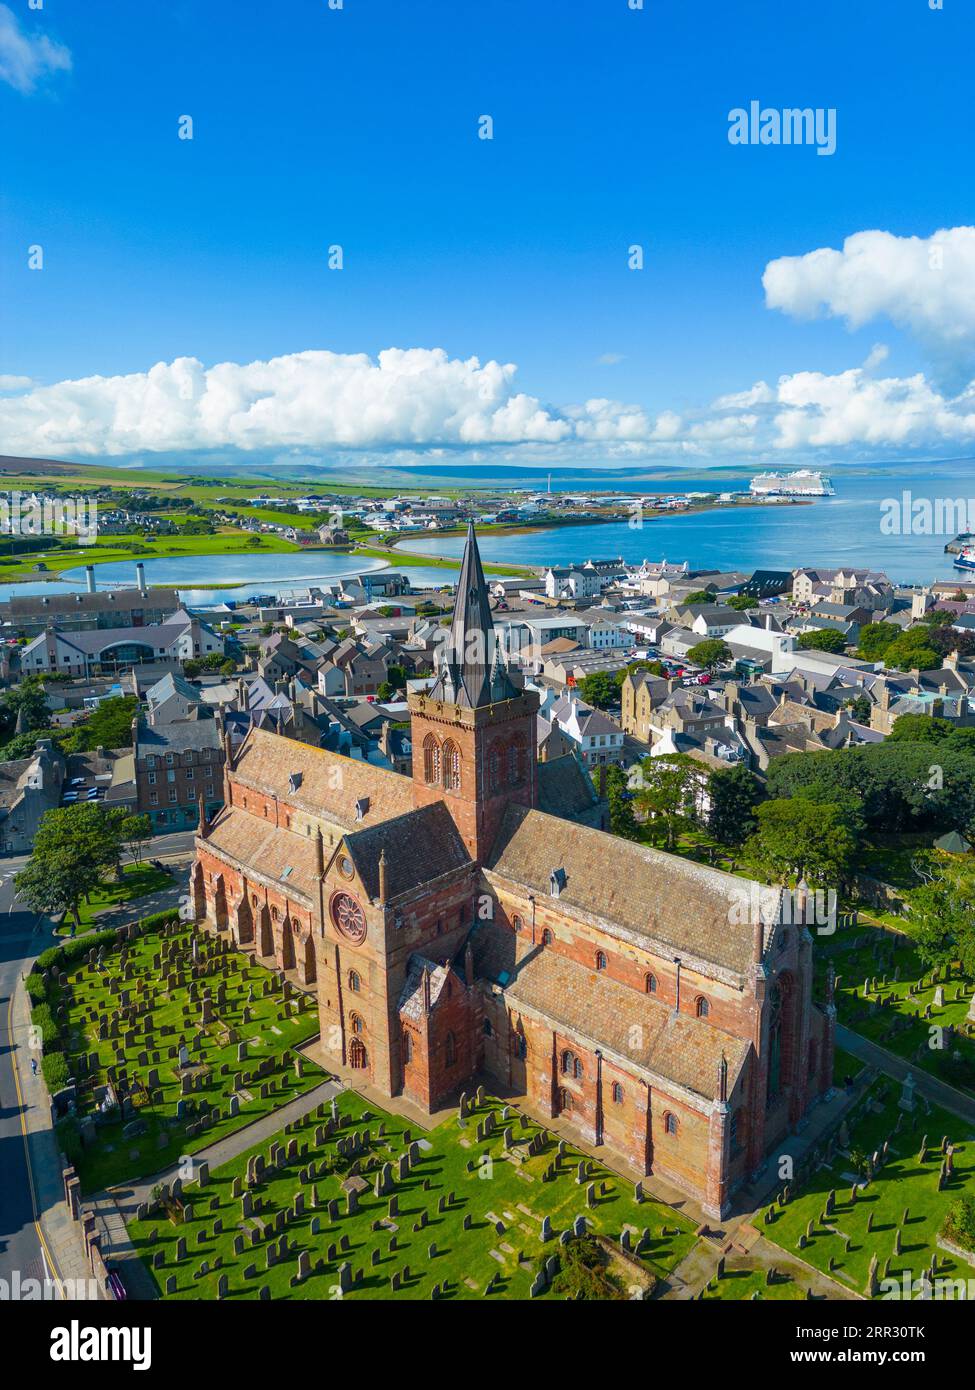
[763,1077,975,1297]
[56,863,173,936]
[0,528,303,582]
[701,1264,809,1301]
[127,1090,697,1301]
[813,920,975,1094]
[832,1046,866,1085]
[60,922,324,1193]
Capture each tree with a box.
[118,812,153,866]
[604,764,639,840]
[15,803,125,928]
[577,671,618,709]
[908,864,975,978]
[376,681,393,701]
[856,621,901,661]
[687,639,732,673]
[682,590,713,604]
[743,797,856,888]
[246,534,264,548]
[844,694,872,724]
[797,628,848,653]
[707,763,760,845]
[0,678,50,737]
[60,695,139,753]
[386,664,407,692]
[726,594,758,612]
[631,754,708,849]
[882,630,940,672]
[886,714,955,744]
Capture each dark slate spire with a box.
[432,521,516,709]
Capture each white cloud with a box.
[0,4,71,94]
[711,382,774,410]
[596,352,625,365]
[762,227,975,383]
[0,373,33,390]
[863,343,889,371]
[771,367,975,450]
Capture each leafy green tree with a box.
[844,694,872,724]
[797,628,848,653]
[604,764,639,840]
[631,754,708,850]
[725,594,758,611]
[376,681,393,701]
[15,802,125,928]
[882,630,940,672]
[682,590,713,604]
[908,864,975,977]
[743,797,856,887]
[886,714,955,744]
[856,621,900,661]
[707,762,761,845]
[577,671,618,709]
[118,812,153,866]
[687,639,732,673]
[0,678,50,736]
[60,695,138,753]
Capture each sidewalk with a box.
[10,967,97,1296]
[836,1023,975,1126]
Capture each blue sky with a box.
[1,0,973,469]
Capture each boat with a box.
[953,546,975,571]
[749,469,835,497]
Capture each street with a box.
[0,830,197,1296]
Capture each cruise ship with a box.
[749,469,835,497]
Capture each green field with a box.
[55,863,173,936]
[763,1076,975,1297]
[59,922,323,1192]
[127,1089,697,1301]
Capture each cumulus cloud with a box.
[771,368,975,450]
[0,4,71,94]
[0,373,33,391]
[763,227,975,384]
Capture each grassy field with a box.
[60,922,323,1193]
[763,1076,975,1297]
[812,919,975,1094]
[0,528,303,582]
[701,1263,810,1300]
[56,863,173,936]
[126,1088,697,1301]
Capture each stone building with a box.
[193,524,834,1217]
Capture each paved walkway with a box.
[837,1024,975,1127]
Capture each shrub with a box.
[55,1115,84,1167]
[942,1195,975,1253]
[25,973,48,1005]
[41,1051,71,1092]
[140,909,180,932]
[30,1002,62,1054]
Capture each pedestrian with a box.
[31,1058,38,1077]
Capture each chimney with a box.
[136,562,147,595]
[198,792,208,836]
[946,649,960,671]
[315,827,324,877]
[86,565,96,594]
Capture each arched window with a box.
[612,1082,624,1104]
[508,736,526,786]
[645,973,657,994]
[442,740,461,792]
[445,1032,457,1066]
[349,1037,367,1069]
[511,913,524,933]
[348,970,361,993]
[541,928,553,946]
[271,906,279,921]
[664,1112,678,1136]
[423,734,441,785]
[488,743,502,792]
[349,1012,364,1034]
[403,1030,413,1063]
[595,951,607,971]
[561,1049,576,1075]
[557,1087,573,1113]
[696,996,710,1019]
[514,1033,527,1058]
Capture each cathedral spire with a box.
[432,521,516,709]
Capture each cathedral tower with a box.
[409,522,538,861]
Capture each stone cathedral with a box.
[192,523,833,1217]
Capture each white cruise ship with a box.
[749,469,835,497]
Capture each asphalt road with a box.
[0,853,51,1292]
[0,830,197,1294]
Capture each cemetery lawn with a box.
[813,920,975,1095]
[60,923,324,1194]
[701,1265,808,1301]
[127,1090,697,1301]
[56,864,173,935]
[762,1077,975,1298]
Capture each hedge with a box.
[25,973,48,1005]
[41,1052,70,1092]
[29,1002,62,1054]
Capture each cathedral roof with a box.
[428,522,517,709]
[536,753,601,819]
[397,954,457,1019]
[230,726,413,830]
[473,927,748,1103]
[485,804,780,976]
[343,802,471,902]
[203,808,320,906]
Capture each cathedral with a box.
[192,523,834,1218]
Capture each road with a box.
[0,830,197,1296]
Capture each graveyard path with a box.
[105,1075,344,1221]
[836,1024,975,1127]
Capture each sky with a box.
[0,0,973,473]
